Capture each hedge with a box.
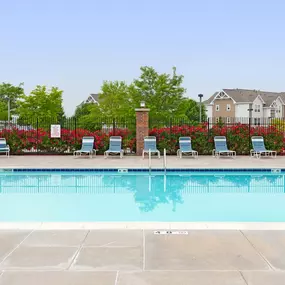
[0,123,284,155]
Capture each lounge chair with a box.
[104,136,124,158]
[250,136,277,158]
[177,137,198,158]
[213,136,236,158]
[74,136,96,158]
[0,138,10,157]
[142,136,160,158]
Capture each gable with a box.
[86,96,96,103]
[210,90,236,104]
[253,95,264,106]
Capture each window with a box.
[216,105,220,111]
[254,118,261,126]
[226,104,231,111]
[226,117,231,124]
[254,104,261,112]
[270,109,275,118]
[216,117,219,123]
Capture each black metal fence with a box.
[150,117,285,132]
[0,116,284,155]
[149,117,285,155]
[0,117,136,154]
[0,117,136,134]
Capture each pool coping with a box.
[1,222,285,230]
[0,167,284,172]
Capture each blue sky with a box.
[1,0,285,115]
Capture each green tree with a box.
[0,82,24,120]
[98,81,134,118]
[184,98,207,122]
[74,81,135,130]
[17,85,65,123]
[132,66,186,120]
[74,102,94,118]
[76,103,103,131]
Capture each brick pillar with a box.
[135,108,150,156]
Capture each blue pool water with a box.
[0,171,285,222]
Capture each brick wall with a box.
[135,108,150,155]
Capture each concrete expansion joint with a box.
[239,230,276,271]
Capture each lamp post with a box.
[198,94,203,123]
[140,101,146,108]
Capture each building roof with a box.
[89,93,100,102]
[203,92,218,105]
[204,89,285,106]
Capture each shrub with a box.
[1,124,284,155]
[150,123,285,155]
[0,128,136,154]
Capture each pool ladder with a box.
[163,148,167,172]
[148,148,167,172]
[148,149,151,172]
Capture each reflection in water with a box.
[0,173,284,213]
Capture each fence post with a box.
[36,118,39,155]
[207,117,210,139]
[112,118,116,136]
[74,117,77,141]
[248,117,251,155]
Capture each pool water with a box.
[0,171,285,222]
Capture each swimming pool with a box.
[0,170,285,222]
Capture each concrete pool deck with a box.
[1,154,285,169]
[0,229,285,284]
[1,156,285,284]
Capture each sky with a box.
[1,0,285,116]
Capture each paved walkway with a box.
[1,155,285,169]
[0,230,284,284]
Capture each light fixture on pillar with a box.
[140,101,146,108]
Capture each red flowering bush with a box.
[150,124,211,154]
[1,124,284,155]
[150,123,285,155]
[0,128,136,154]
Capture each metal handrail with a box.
[163,148,167,171]
[148,149,151,172]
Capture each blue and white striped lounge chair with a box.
[250,136,276,158]
[0,138,10,157]
[142,136,160,159]
[213,136,236,158]
[104,136,124,158]
[74,136,96,158]
[177,137,198,158]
